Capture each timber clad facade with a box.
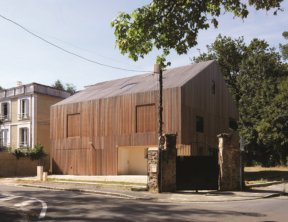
[50,60,239,175]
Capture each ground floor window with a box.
[19,128,29,148]
[0,129,8,147]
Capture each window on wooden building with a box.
[229,118,238,131]
[196,116,204,133]
[67,114,80,137]
[212,81,215,94]
[122,83,136,89]
[136,104,156,133]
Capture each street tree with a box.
[256,76,288,165]
[280,31,288,60]
[66,83,76,93]
[111,0,283,67]
[0,86,4,90]
[51,80,65,90]
[192,35,288,166]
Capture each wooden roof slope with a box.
[55,60,220,105]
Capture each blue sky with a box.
[0,0,287,90]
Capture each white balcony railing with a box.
[19,142,29,148]
[18,113,30,120]
[0,142,10,149]
[0,115,10,122]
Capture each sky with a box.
[0,0,287,90]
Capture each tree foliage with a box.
[0,86,4,90]
[280,31,288,60]
[111,0,283,67]
[51,80,65,90]
[66,83,77,93]
[192,34,288,166]
[51,80,76,93]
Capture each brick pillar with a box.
[147,147,160,193]
[161,133,177,192]
[217,133,244,191]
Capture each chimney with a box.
[17,81,22,86]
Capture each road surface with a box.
[0,184,287,221]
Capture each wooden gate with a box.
[176,142,219,191]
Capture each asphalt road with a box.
[0,184,288,222]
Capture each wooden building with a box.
[50,60,239,175]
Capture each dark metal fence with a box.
[176,140,218,157]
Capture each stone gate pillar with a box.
[147,147,160,193]
[217,133,244,191]
[161,133,177,192]
[147,133,177,193]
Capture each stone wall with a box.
[161,133,177,192]
[147,147,159,193]
[218,133,244,191]
[0,153,49,177]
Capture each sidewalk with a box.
[2,177,286,203]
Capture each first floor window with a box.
[19,128,29,147]
[67,114,80,137]
[136,104,156,133]
[212,81,215,94]
[196,116,204,133]
[19,99,29,119]
[1,103,9,121]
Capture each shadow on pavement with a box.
[4,188,269,222]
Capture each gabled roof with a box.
[55,60,215,105]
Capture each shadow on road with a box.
[5,188,269,221]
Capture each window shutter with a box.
[19,99,22,120]
[24,128,27,145]
[0,131,2,143]
[7,103,10,120]
[1,104,3,118]
[26,100,29,117]
[3,130,7,144]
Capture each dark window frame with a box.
[212,81,215,94]
[196,116,204,133]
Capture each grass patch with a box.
[16,179,39,184]
[245,166,288,184]
[245,166,288,172]
[47,178,146,186]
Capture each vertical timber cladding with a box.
[180,61,239,150]
[136,104,156,133]
[51,102,93,175]
[67,114,80,137]
[50,87,182,176]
